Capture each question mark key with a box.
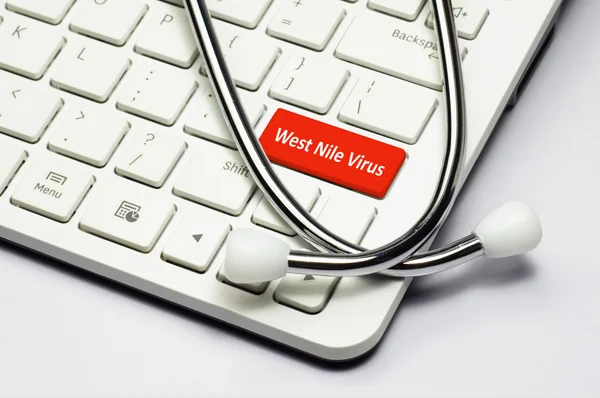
[115,129,186,188]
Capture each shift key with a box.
[335,12,467,91]
[174,145,257,216]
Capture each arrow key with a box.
[162,215,231,273]
[274,273,340,314]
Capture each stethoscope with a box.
[183,0,543,284]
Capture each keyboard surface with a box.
[0,0,561,360]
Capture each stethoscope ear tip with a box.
[223,228,290,284]
[473,201,543,259]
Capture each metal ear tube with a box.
[183,0,542,285]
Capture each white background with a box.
[1,0,599,396]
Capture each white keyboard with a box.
[0,0,562,360]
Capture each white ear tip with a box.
[473,201,542,258]
[222,229,290,284]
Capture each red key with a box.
[260,109,407,199]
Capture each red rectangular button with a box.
[260,109,406,199]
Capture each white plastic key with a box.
[0,82,62,143]
[207,0,273,29]
[0,139,26,195]
[218,267,269,295]
[269,55,348,114]
[184,88,265,149]
[317,196,376,245]
[11,157,94,223]
[114,129,186,188]
[339,77,438,144]
[159,0,183,6]
[368,0,426,21]
[336,13,467,91]
[135,6,199,68]
[162,216,230,273]
[70,0,148,46]
[173,146,256,216]
[6,0,75,24]
[426,1,489,40]
[0,17,65,80]
[51,41,130,102]
[267,0,345,51]
[117,62,197,126]
[274,274,339,314]
[80,179,175,253]
[48,108,129,167]
[202,24,280,91]
[252,184,320,236]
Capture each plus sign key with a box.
[426,1,489,40]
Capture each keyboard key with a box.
[51,41,130,102]
[274,274,339,314]
[0,82,62,143]
[162,216,230,273]
[48,108,129,167]
[0,140,26,195]
[260,109,406,198]
[159,0,183,6]
[218,268,269,295]
[368,0,426,21]
[173,146,256,216]
[335,13,467,91]
[11,157,94,223]
[317,196,376,245]
[207,0,273,29]
[114,129,186,188]
[70,0,148,46]
[252,184,320,236]
[184,88,265,149]
[117,62,197,126]
[0,17,65,80]
[269,55,348,114]
[80,179,175,253]
[426,1,489,40]
[135,5,199,68]
[6,0,75,24]
[267,0,345,51]
[339,77,438,144]
[202,24,280,91]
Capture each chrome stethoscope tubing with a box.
[184,0,542,282]
[183,0,474,278]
